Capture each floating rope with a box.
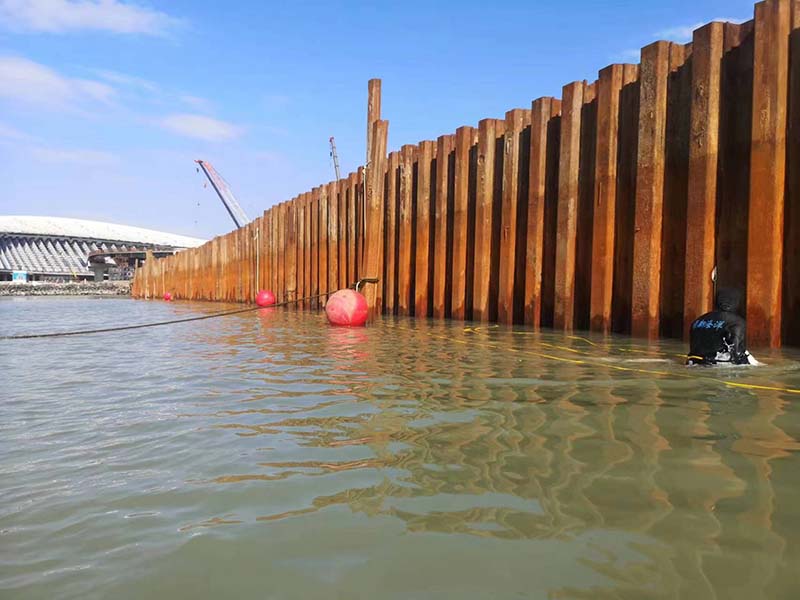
[8,293,799,396]
[1,277,383,341]
[0,291,330,340]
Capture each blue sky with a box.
[1,0,755,240]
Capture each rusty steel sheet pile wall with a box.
[132,0,800,348]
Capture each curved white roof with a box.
[0,216,205,248]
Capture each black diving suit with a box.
[687,288,751,365]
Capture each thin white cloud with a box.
[180,95,213,112]
[613,16,748,63]
[656,16,746,43]
[0,0,181,36]
[88,69,215,119]
[28,145,118,165]
[0,121,35,141]
[613,48,642,62]
[90,67,159,92]
[0,55,115,111]
[160,114,243,141]
[1,55,235,147]
[0,121,118,165]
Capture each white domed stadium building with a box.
[0,216,205,282]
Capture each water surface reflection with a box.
[2,297,800,599]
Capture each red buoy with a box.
[325,289,368,326]
[163,292,172,301]
[256,289,276,307]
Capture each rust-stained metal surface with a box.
[497,109,527,325]
[631,41,671,340]
[414,140,435,318]
[451,126,473,321]
[398,144,415,316]
[747,0,792,347]
[432,134,454,320]
[554,82,584,330]
[590,66,625,334]
[683,23,724,339]
[474,118,502,323]
[525,100,558,327]
[134,0,800,348]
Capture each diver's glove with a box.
[744,350,763,366]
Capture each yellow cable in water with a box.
[566,335,598,346]
[391,322,800,396]
[509,330,687,359]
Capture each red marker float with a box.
[325,289,368,326]
[163,292,172,301]
[256,289,276,307]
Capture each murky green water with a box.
[2,297,800,599]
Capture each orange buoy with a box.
[325,289,368,326]
[256,289,276,307]
[163,292,172,301]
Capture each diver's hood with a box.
[715,287,742,312]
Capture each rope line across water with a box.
[0,291,334,341]
[8,293,799,396]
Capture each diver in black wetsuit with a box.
[687,288,753,365]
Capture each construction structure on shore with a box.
[2,216,204,282]
[134,0,800,348]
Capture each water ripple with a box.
[2,298,800,599]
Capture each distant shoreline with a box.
[0,281,131,297]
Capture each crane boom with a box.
[195,159,251,229]
[329,137,341,182]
